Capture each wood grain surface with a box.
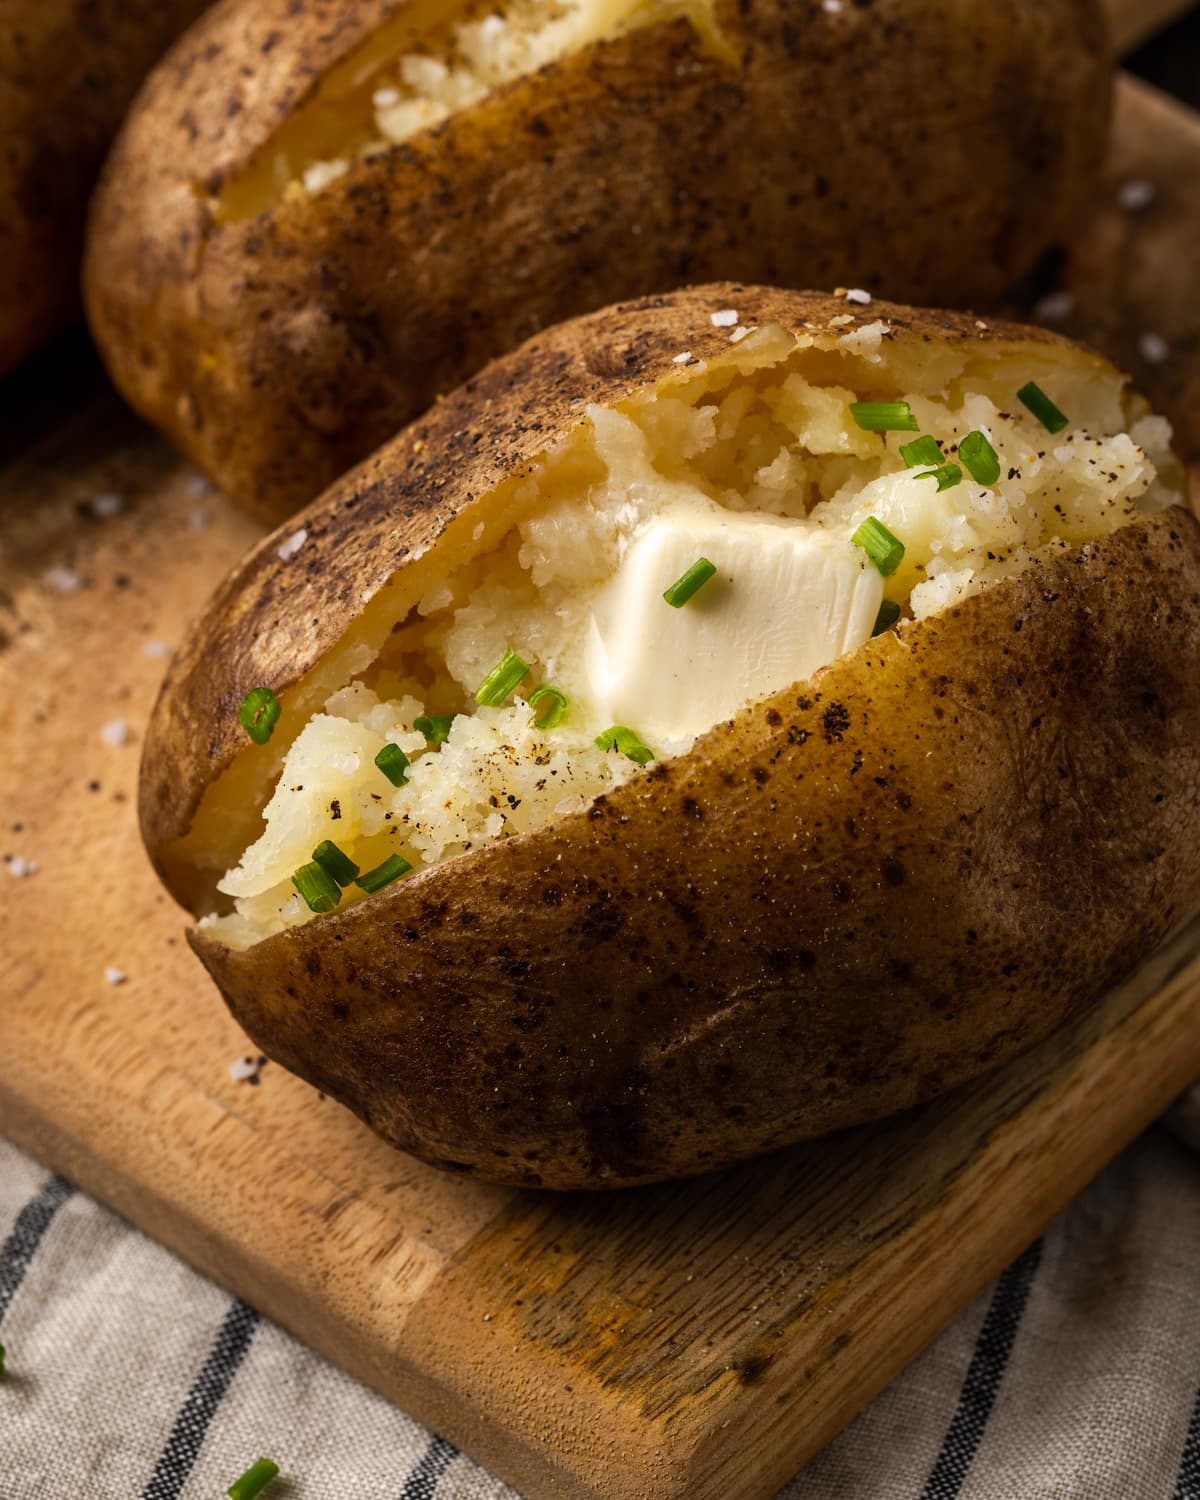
[1,9,1199,1495]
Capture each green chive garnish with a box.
[474,649,530,706]
[851,516,906,576]
[959,430,1001,485]
[375,742,410,786]
[528,685,567,729]
[899,435,942,468]
[595,726,654,765]
[915,462,963,492]
[850,400,919,433]
[1017,381,1068,433]
[238,687,280,745]
[291,861,341,913]
[414,714,455,745]
[227,1459,280,1500]
[355,853,413,893]
[312,839,359,887]
[663,556,717,608]
[872,599,901,636]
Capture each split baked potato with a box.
[0,0,211,379]
[85,0,1110,523]
[141,286,1200,1189]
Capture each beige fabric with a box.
[2,1088,1198,1498]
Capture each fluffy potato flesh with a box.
[216,0,724,218]
[184,320,1180,952]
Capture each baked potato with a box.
[0,0,211,379]
[141,285,1200,1190]
[85,0,1110,524]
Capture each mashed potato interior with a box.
[198,325,1179,948]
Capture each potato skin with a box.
[86,0,1109,523]
[0,0,211,377]
[140,286,1200,1189]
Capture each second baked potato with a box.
[140,286,1200,1189]
[85,0,1110,522]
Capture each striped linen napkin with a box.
[2,1092,1199,1499]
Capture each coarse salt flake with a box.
[673,351,693,364]
[844,288,872,306]
[1117,179,1155,213]
[728,326,752,344]
[229,1054,267,1084]
[710,309,739,327]
[1139,332,1169,366]
[822,0,842,11]
[104,966,127,985]
[6,855,38,878]
[142,640,169,659]
[90,491,124,518]
[1034,290,1075,322]
[277,527,308,561]
[45,565,82,593]
[100,718,130,748]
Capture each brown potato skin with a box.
[140,287,1200,1189]
[85,0,1109,523]
[0,0,211,378]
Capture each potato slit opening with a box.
[213,0,729,221]
[175,322,1182,948]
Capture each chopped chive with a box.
[291,861,341,913]
[414,714,455,745]
[663,556,717,608]
[375,742,410,786]
[915,462,963,492]
[959,430,1001,485]
[355,853,413,893]
[312,839,359,887]
[595,725,654,765]
[528,684,567,729]
[238,687,280,745]
[851,516,906,576]
[227,1459,280,1500]
[899,434,942,468]
[849,400,919,433]
[474,648,530,706]
[1016,381,1068,433]
[872,599,901,636]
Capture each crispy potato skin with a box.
[140,287,1200,1189]
[0,0,210,377]
[85,0,1109,522]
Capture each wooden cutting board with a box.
[2,5,1199,1494]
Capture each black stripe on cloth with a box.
[140,1298,260,1500]
[917,1237,1044,1500]
[0,1173,75,1323]
[1174,1383,1200,1500]
[399,1435,459,1499]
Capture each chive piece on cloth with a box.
[528,685,567,729]
[291,861,341,914]
[311,839,359,887]
[851,516,906,576]
[595,725,655,765]
[959,430,1001,485]
[915,462,963,493]
[356,853,413,894]
[414,714,455,745]
[1017,380,1069,433]
[227,1459,280,1500]
[849,400,920,432]
[663,556,717,608]
[474,648,530,706]
[873,599,902,636]
[237,687,280,745]
[375,742,410,786]
[899,434,943,468]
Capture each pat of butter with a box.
[585,505,882,742]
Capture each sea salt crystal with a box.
[673,351,693,364]
[90,491,124,518]
[710,309,739,328]
[1034,290,1075,321]
[142,640,169,659]
[822,0,842,11]
[1117,178,1155,212]
[229,1055,267,1084]
[6,855,38,878]
[104,967,127,985]
[276,527,308,561]
[1139,332,1169,365]
[44,565,82,593]
[844,288,872,306]
[100,718,130,748]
